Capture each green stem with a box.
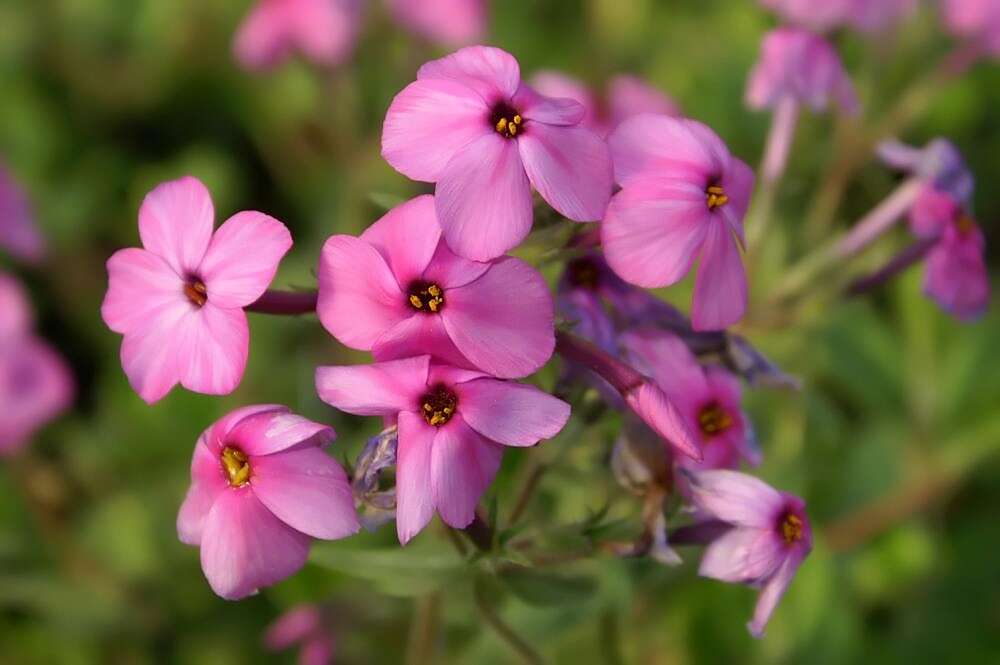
[405,593,442,665]
[474,580,546,665]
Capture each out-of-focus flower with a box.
[942,0,1000,56]
[685,470,812,638]
[760,0,915,33]
[382,46,613,261]
[177,406,358,600]
[877,138,974,204]
[234,0,361,70]
[0,164,44,263]
[849,0,916,33]
[317,195,554,379]
[602,115,754,331]
[316,356,570,543]
[0,274,74,455]
[102,176,292,404]
[264,604,335,665]
[386,0,486,46]
[622,329,760,474]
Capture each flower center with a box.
[420,385,457,427]
[780,512,804,544]
[407,281,445,313]
[491,103,523,139]
[697,401,732,437]
[220,446,251,487]
[956,214,976,235]
[184,279,208,307]
[566,258,600,290]
[705,184,729,210]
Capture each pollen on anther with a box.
[184,280,208,307]
[780,513,804,544]
[706,184,729,211]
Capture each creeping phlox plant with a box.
[90,0,995,657]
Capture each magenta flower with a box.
[622,329,760,473]
[101,176,292,404]
[264,604,335,665]
[233,0,360,71]
[602,115,754,331]
[381,45,613,261]
[316,356,570,543]
[0,163,44,263]
[177,405,359,600]
[317,195,554,379]
[0,274,73,455]
[387,0,486,46]
[943,0,1000,56]
[685,470,812,638]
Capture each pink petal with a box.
[624,382,701,461]
[360,195,441,287]
[529,71,602,131]
[609,115,725,187]
[685,470,785,528]
[315,356,429,417]
[299,637,335,665]
[924,232,990,321]
[177,441,227,545]
[748,551,805,638]
[692,220,747,331]
[102,248,185,335]
[431,416,503,528]
[441,257,555,378]
[0,273,31,340]
[264,605,322,650]
[372,312,472,369]
[698,526,785,584]
[518,123,613,222]
[0,165,44,262]
[138,176,214,277]
[457,378,570,446]
[175,304,250,396]
[436,133,533,261]
[251,447,360,540]
[417,45,521,102]
[199,487,311,600]
[288,0,360,67]
[228,410,336,457]
[395,410,437,544]
[720,158,755,246]
[620,329,708,403]
[607,75,681,127]
[420,241,491,289]
[316,235,409,350]
[381,78,490,182]
[601,177,709,288]
[514,85,586,126]
[199,211,292,309]
[203,404,290,455]
[233,0,293,70]
[0,337,74,454]
[119,302,194,403]
[428,363,489,387]
[387,0,486,46]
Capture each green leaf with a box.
[310,541,469,598]
[499,567,597,607]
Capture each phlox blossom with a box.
[234,0,361,70]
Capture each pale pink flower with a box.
[264,604,335,665]
[760,0,914,33]
[101,176,292,404]
[316,356,570,543]
[0,163,44,262]
[387,0,486,46]
[177,405,359,600]
[685,470,812,638]
[602,115,754,331]
[382,46,613,261]
[942,0,1000,56]
[234,0,361,70]
[317,195,554,379]
[849,0,916,33]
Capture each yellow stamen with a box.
[496,117,508,133]
[420,386,458,427]
[706,184,729,210]
[184,280,208,307]
[408,282,445,313]
[781,514,803,544]
[697,402,733,437]
[409,294,424,309]
[221,446,251,487]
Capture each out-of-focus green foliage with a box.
[1,1,998,663]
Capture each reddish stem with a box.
[246,289,318,315]
[554,330,644,394]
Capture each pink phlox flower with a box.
[386,0,486,47]
[877,138,974,204]
[177,405,359,600]
[760,0,914,33]
[234,0,361,70]
[0,163,44,263]
[746,28,858,114]
[315,356,570,543]
[602,114,754,331]
[102,176,293,404]
[318,195,554,379]
[381,45,613,261]
[264,604,336,665]
[685,469,812,638]
[943,0,1000,56]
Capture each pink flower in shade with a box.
[760,0,914,33]
[601,115,755,331]
[101,176,293,404]
[317,195,554,379]
[685,470,812,638]
[848,0,916,33]
[233,0,361,71]
[746,28,858,114]
[315,356,570,543]
[622,329,759,475]
[381,46,614,261]
[264,604,335,665]
[942,0,1000,56]
[908,187,989,321]
[386,0,486,46]
[177,405,359,600]
[0,274,73,455]
[0,163,44,263]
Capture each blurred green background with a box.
[2,0,999,663]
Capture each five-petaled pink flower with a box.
[177,405,359,600]
[909,186,989,321]
[234,0,361,71]
[318,195,554,378]
[102,176,292,404]
[622,329,759,475]
[316,356,570,543]
[685,469,812,638]
[264,604,335,665]
[0,163,44,263]
[0,273,74,455]
[602,115,754,331]
[382,45,613,261]
[943,0,1000,56]
[386,0,486,46]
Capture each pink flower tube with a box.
[234,0,361,70]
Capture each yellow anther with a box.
[781,514,804,544]
[221,446,252,487]
[496,117,508,133]
[706,184,729,210]
[427,285,441,297]
[409,294,424,309]
[697,402,733,437]
[513,114,521,124]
